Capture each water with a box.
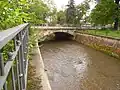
[41,40,120,90]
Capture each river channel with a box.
[41,40,120,90]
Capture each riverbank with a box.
[27,43,51,90]
[74,33,120,59]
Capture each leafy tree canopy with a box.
[57,10,66,25]
[66,0,76,25]
[91,0,120,30]
[0,0,56,30]
[75,0,90,25]
[66,0,90,26]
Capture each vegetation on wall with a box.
[75,34,120,59]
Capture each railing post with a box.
[0,51,7,90]
[19,31,25,89]
[8,52,16,90]
[14,37,21,90]
[24,26,29,89]
[17,32,25,90]
[0,51,4,76]
[23,31,27,70]
[18,48,24,90]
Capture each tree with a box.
[94,0,120,30]
[29,0,50,24]
[75,0,90,25]
[57,10,66,25]
[114,0,120,30]
[66,0,76,25]
[90,0,117,27]
[0,0,55,30]
[49,8,57,26]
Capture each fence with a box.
[0,23,29,90]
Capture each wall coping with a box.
[76,32,120,41]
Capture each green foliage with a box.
[0,0,54,30]
[75,0,90,25]
[66,0,76,25]
[80,30,120,38]
[0,0,29,29]
[57,10,66,25]
[76,32,120,59]
[66,0,90,26]
[90,0,120,28]
[0,0,57,64]
[2,40,14,61]
[29,0,50,24]
[49,8,57,26]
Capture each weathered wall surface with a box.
[74,33,120,59]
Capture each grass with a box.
[79,30,120,39]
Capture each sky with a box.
[54,0,84,10]
[53,0,96,10]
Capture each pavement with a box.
[27,43,51,90]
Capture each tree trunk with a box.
[114,18,119,30]
[114,0,119,30]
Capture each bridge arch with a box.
[53,32,74,40]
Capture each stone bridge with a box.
[32,26,78,41]
[32,26,77,38]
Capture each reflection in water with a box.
[41,40,120,90]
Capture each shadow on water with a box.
[54,32,73,40]
[38,32,74,45]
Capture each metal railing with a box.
[0,23,29,90]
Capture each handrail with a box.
[0,23,29,49]
[0,23,29,90]
[31,26,97,30]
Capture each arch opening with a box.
[38,32,74,45]
[54,32,73,40]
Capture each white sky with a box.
[53,0,96,10]
[54,0,84,10]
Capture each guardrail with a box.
[31,26,82,30]
[0,23,29,90]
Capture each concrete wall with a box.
[74,33,120,59]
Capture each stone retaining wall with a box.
[74,33,120,59]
